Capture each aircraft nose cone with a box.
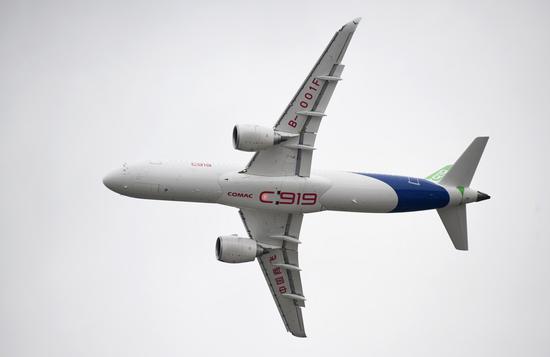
[103,172,117,191]
[103,169,126,194]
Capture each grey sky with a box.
[1,0,549,356]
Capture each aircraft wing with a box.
[239,208,307,337]
[244,18,361,177]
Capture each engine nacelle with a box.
[232,124,284,152]
[215,236,264,263]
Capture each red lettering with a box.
[273,267,282,275]
[269,255,277,262]
[302,193,317,205]
[304,92,313,100]
[191,162,212,167]
[278,286,287,293]
[312,78,320,86]
[259,191,318,206]
[275,276,285,285]
[299,101,308,108]
[227,192,252,198]
[260,191,274,203]
[279,191,295,205]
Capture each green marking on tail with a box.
[426,164,453,183]
[457,186,465,198]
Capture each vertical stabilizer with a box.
[437,205,468,250]
[440,137,489,187]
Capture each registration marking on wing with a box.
[269,254,288,294]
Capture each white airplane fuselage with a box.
[101,17,492,338]
[103,161,480,214]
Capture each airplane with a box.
[103,18,490,337]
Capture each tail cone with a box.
[476,191,491,202]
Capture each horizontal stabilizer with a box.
[437,205,468,250]
[440,137,489,187]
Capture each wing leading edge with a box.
[245,18,361,177]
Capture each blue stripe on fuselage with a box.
[354,173,449,212]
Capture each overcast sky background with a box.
[1,0,549,356]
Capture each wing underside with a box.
[244,18,361,177]
[239,209,306,337]
[233,18,362,337]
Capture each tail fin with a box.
[440,137,489,187]
[437,137,489,250]
[426,164,453,183]
[438,205,468,250]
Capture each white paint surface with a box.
[1,1,549,356]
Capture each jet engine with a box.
[215,236,264,263]
[232,124,285,152]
